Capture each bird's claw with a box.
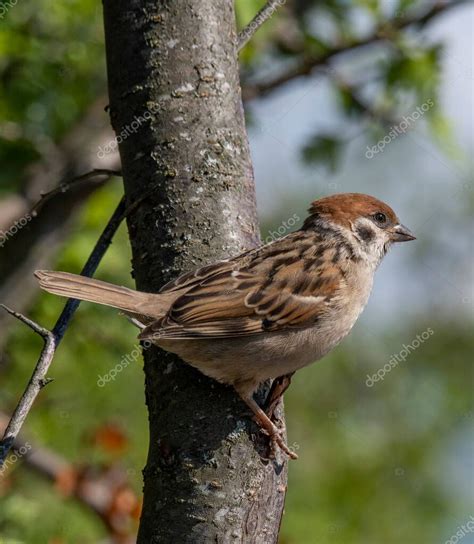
[261,424,298,460]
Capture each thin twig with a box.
[0,196,126,466]
[52,195,126,342]
[242,0,466,99]
[0,306,56,465]
[237,0,286,52]
[30,168,121,217]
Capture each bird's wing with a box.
[140,231,346,340]
[159,259,238,293]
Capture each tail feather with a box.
[35,270,167,319]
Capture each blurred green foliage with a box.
[0,0,458,193]
[0,185,145,542]
[0,0,105,192]
[0,1,472,543]
[282,323,473,543]
[301,134,342,172]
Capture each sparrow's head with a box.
[303,193,415,265]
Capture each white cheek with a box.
[353,219,389,268]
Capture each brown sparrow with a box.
[35,193,415,458]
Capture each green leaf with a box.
[384,45,441,103]
[301,134,343,172]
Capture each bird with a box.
[35,193,415,459]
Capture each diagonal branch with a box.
[30,168,121,217]
[0,196,126,466]
[0,306,56,464]
[51,195,126,342]
[242,0,467,100]
[237,0,286,52]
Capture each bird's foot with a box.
[261,420,298,460]
[237,385,298,460]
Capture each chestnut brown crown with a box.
[306,193,398,227]
[302,193,415,243]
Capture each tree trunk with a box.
[102,1,288,542]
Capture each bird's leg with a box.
[264,372,295,421]
[238,391,298,460]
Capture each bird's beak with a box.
[390,224,416,242]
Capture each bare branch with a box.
[0,306,56,465]
[242,0,466,100]
[0,196,126,466]
[237,0,286,52]
[30,168,121,217]
[51,196,126,341]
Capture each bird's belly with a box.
[156,311,359,387]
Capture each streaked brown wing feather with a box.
[139,316,264,340]
[140,232,345,341]
[158,252,254,294]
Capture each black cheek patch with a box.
[356,225,375,242]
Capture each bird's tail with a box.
[35,270,166,319]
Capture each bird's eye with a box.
[373,212,387,225]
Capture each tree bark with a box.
[102,1,288,542]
